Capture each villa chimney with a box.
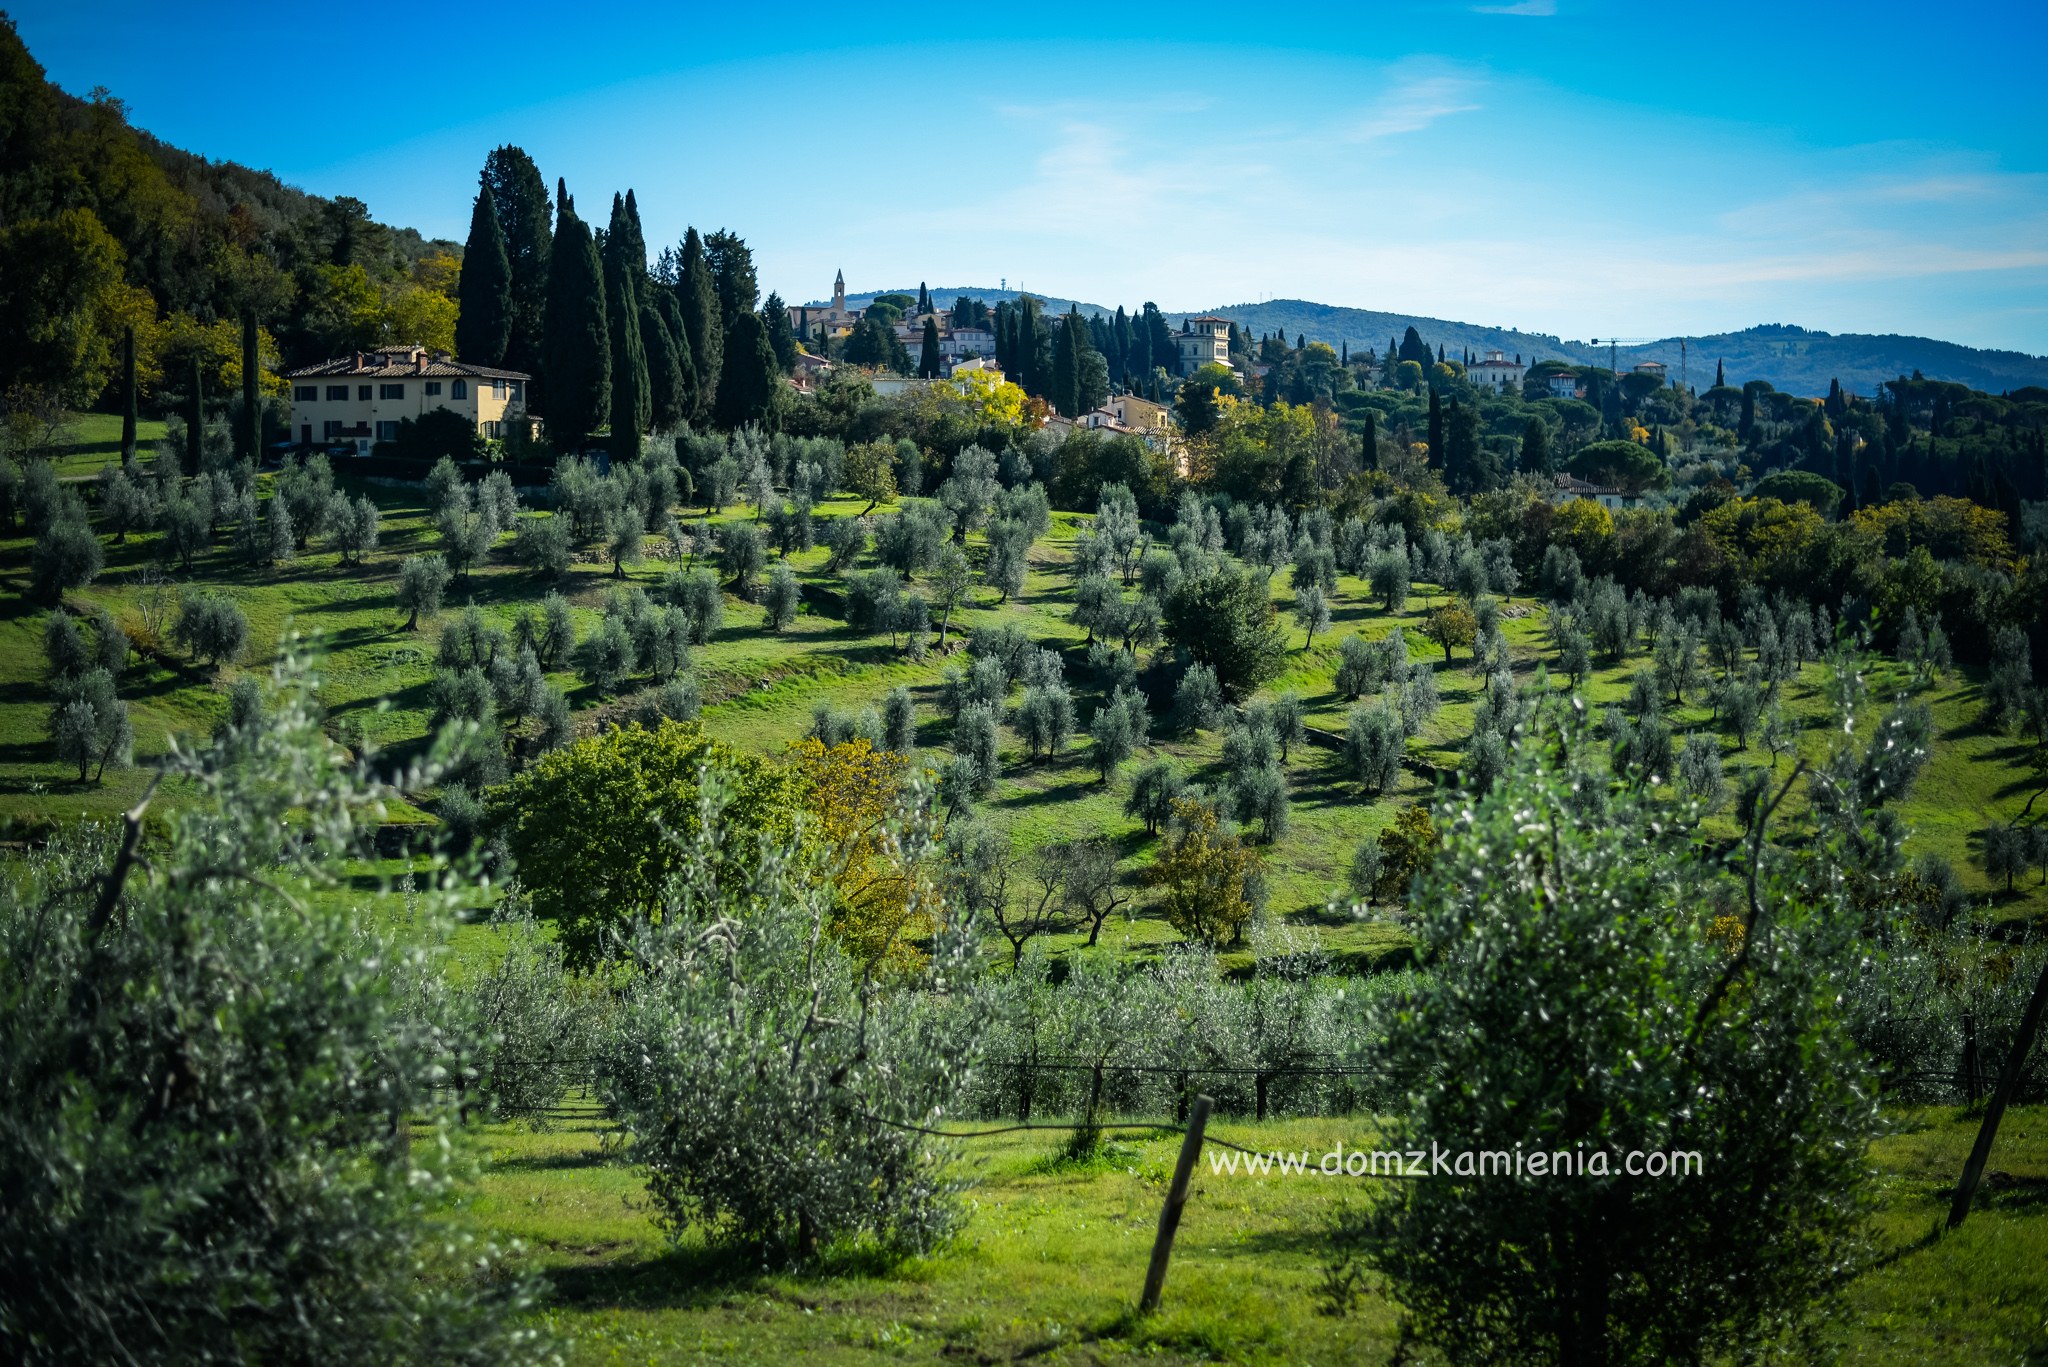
[415,351,426,373]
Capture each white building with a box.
[1468,348,1526,396]
[1175,316,1231,373]
[1552,472,1640,512]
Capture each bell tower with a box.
[832,268,845,313]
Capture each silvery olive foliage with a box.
[0,650,552,1366]
[394,887,606,1123]
[597,770,988,1261]
[1327,697,1887,1365]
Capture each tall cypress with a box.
[762,292,797,372]
[482,146,553,390]
[917,281,931,315]
[1714,358,1725,388]
[240,312,261,463]
[677,228,722,421]
[643,304,687,432]
[1112,306,1132,384]
[713,311,778,432]
[1052,311,1086,416]
[186,355,202,476]
[541,182,610,450]
[919,316,942,381]
[655,287,695,409]
[119,325,137,461]
[1362,410,1378,466]
[1427,387,1443,466]
[455,175,513,365]
[604,192,650,452]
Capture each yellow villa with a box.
[282,345,530,453]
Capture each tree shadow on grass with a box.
[538,1235,923,1313]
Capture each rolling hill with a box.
[841,288,2048,398]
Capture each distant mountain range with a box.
[840,288,2048,399]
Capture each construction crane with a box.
[1591,335,1690,389]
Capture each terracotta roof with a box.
[282,349,531,381]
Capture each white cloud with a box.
[1474,0,1557,15]
[1345,73,1484,142]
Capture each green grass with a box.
[41,411,169,480]
[454,1104,2048,1364]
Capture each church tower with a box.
[833,268,845,314]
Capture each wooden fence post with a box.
[1949,957,2048,1229]
[1140,1093,1214,1315]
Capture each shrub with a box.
[487,721,797,966]
[597,774,981,1260]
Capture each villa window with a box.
[451,379,468,400]
[379,383,405,400]
[294,385,318,401]
[375,421,399,442]
[326,385,349,401]
[425,381,442,396]
[357,385,373,400]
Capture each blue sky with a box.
[17,1,2048,352]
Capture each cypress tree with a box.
[651,286,695,421]
[1128,312,1151,383]
[677,228,722,421]
[919,316,942,380]
[704,231,758,331]
[1521,415,1552,473]
[917,281,931,314]
[762,292,797,372]
[1113,306,1132,383]
[186,355,202,476]
[604,192,651,451]
[1340,340,1348,366]
[643,303,687,432]
[119,325,137,461]
[713,311,778,431]
[482,146,553,392]
[1051,312,1081,416]
[541,182,610,450]
[1427,387,1443,466]
[1362,410,1377,466]
[1715,358,1725,387]
[619,190,649,288]
[454,176,513,365]
[240,312,261,463]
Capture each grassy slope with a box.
[3,469,2044,945]
[459,1105,2048,1365]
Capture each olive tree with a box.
[598,770,986,1260]
[0,657,550,1365]
[1326,706,1883,1364]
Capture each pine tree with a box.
[454,176,512,365]
[482,146,553,392]
[919,316,942,380]
[239,312,261,463]
[713,311,779,431]
[541,182,610,450]
[119,325,137,461]
[762,292,797,372]
[677,228,722,420]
